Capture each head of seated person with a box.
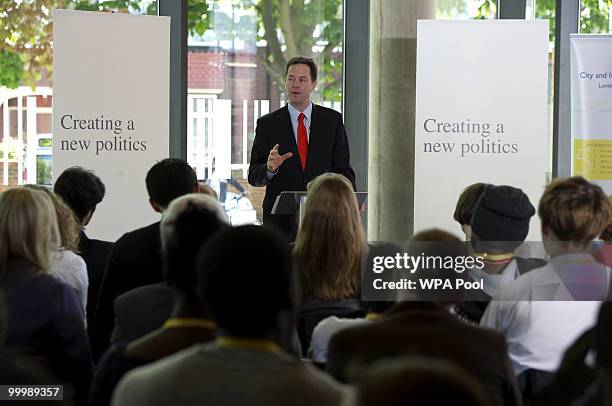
[539,177,610,256]
[453,182,491,241]
[161,193,228,308]
[471,185,535,280]
[402,229,468,304]
[54,166,105,226]
[470,185,535,265]
[361,242,404,316]
[197,225,295,342]
[294,173,365,302]
[123,194,228,360]
[349,358,488,406]
[0,187,60,273]
[146,158,200,214]
[24,185,80,253]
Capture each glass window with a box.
[580,0,612,33]
[436,0,497,19]
[188,0,345,221]
[0,1,156,190]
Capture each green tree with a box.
[251,0,343,101]
[0,49,23,88]
[0,0,209,88]
[185,0,343,101]
[2,0,344,100]
[477,0,612,38]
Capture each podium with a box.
[272,191,367,225]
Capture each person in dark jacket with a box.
[327,229,521,406]
[54,166,114,350]
[0,187,93,404]
[91,194,227,406]
[95,159,200,359]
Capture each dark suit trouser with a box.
[263,211,298,243]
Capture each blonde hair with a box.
[294,173,365,300]
[0,187,60,274]
[25,185,80,252]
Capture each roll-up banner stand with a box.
[414,20,549,240]
[571,34,612,194]
[53,10,170,241]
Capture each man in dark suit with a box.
[248,56,355,240]
[54,166,114,354]
[94,158,200,359]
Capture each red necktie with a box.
[297,113,308,170]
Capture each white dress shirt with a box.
[481,253,607,374]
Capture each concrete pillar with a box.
[368,0,436,243]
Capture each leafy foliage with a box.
[0,49,23,88]
[0,0,209,88]
[477,0,612,41]
[250,0,343,101]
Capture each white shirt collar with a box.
[287,101,313,125]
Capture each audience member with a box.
[0,187,93,404]
[0,290,75,406]
[453,182,492,240]
[294,173,366,351]
[481,176,610,403]
[91,194,227,406]
[95,159,199,358]
[308,243,400,365]
[54,167,113,349]
[347,358,488,406]
[455,185,545,323]
[327,229,520,406]
[109,195,226,345]
[26,185,88,318]
[112,225,347,406]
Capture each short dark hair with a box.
[161,196,227,295]
[285,56,317,82]
[145,159,197,209]
[53,166,105,222]
[196,225,295,338]
[453,183,491,225]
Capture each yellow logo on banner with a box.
[574,139,612,180]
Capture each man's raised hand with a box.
[267,144,293,173]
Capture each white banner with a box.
[571,34,612,194]
[53,10,170,241]
[414,20,549,240]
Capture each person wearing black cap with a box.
[481,177,610,404]
[454,185,546,324]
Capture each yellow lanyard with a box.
[365,312,382,321]
[473,252,514,262]
[215,336,282,354]
[163,318,215,330]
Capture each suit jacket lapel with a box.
[280,105,302,176]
